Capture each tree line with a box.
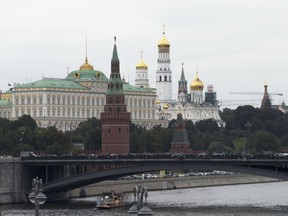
[0,105,288,156]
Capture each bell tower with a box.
[156,26,172,102]
[101,37,131,155]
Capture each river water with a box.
[1,181,288,215]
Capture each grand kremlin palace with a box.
[0,32,222,131]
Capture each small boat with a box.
[96,191,125,209]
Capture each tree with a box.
[274,115,288,137]
[207,141,233,154]
[251,130,280,153]
[85,128,101,150]
[280,134,288,147]
[195,119,219,133]
[15,115,37,130]
[46,142,66,155]
[220,108,235,130]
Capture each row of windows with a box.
[14,95,106,106]
[14,108,102,119]
[157,75,172,82]
[128,98,155,108]
[0,111,11,118]
[13,107,156,120]
[14,95,156,109]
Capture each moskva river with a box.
[1,181,288,216]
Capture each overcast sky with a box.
[1,0,288,108]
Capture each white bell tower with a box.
[156,26,172,102]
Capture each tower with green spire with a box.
[101,37,131,155]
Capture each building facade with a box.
[0,30,223,130]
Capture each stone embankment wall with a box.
[0,158,34,204]
[69,173,280,198]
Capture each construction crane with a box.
[229,92,283,96]
[218,99,261,108]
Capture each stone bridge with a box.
[2,157,288,204]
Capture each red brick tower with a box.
[170,113,192,154]
[101,37,131,155]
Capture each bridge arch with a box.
[43,161,288,194]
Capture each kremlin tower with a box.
[177,63,188,102]
[156,29,172,102]
[101,37,131,154]
[261,81,272,109]
[170,113,192,154]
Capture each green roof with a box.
[0,100,11,106]
[66,70,108,82]
[123,83,155,93]
[2,89,12,94]
[14,78,87,90]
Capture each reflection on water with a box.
[1,181,288,215]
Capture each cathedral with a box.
[0,30,222,131]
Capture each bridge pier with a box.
[0,158,35,204]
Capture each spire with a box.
[180,63,186,82]
[136,50,148,69]
[261,80,271,109]
[108,36,123,95]
[79,36,94,70]
[158,25,170,47]
[85,35,88,59]
[178,63,188,102]
[112,36,118,60]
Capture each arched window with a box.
[159,76,162,81]
[164,76,167,81]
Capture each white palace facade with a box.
[0,32,222,131]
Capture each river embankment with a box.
[69,173,280,198]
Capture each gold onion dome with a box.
[79,57,94,70]
[136,59,148,69]
[190,71,204,90]
[158,32,170,47]
[163,104,168,109]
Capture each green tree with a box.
[15,115,37,130]
[85,128,102,150]
[207,141,233,154]
[234,105,257,129]
[274,115,288,137]
[46,142,66,155]
[251,130,280,153]
[195,119,219,133]
[220,108,235,130]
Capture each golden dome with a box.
[158,32,170,47]
[136,59,148,69]
[156,100,161,104]
[79,57,94,71]
[163,104,168,109]
[190,71,204,90]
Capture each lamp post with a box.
[28,176,47,216]
[245,121,252,154]
[19,127,25,152]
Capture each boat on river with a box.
[95,191,125,209]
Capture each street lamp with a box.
[245,121,252,154]
[19,127,25,152]
[28,176,47,216]
[144,124,149,155]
